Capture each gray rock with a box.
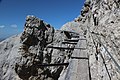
[74,0,120,80]
[0,0,120,80]
[15,16,77,80]
[0,16,77,80]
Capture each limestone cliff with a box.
[74,0,120,80]
[0,0,120,80]
[0,15,78,80]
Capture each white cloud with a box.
[0,25,5,28]
[11,24,17,28]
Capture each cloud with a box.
[0,25,5,28]
[11,24,17,28]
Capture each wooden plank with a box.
[78,39,87,49]
[65,59,78,80]
[77,59,89,80]
[71,40,87,58]
[65,59,89,80]
[65,37,90,80]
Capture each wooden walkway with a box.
[44,32,90,80]
[65,35,90,80]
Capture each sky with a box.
[0,0,85,39]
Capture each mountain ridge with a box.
[0,0,120,80]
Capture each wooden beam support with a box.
[71,57,88,59]
[37,63,69,67]
[47,46,86,50]
[62,41,78,44]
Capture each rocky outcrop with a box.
[14,16,78,80]
[0,0,120,80]
[0,15,79,80]
[0,34,22,80]
[15,15,55,80]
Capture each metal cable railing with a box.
[87,26,120,72]
[95,35,120,71]
[90,31,111,80]
[87,26,111,79]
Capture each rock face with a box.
[74,0,120,80]
[15,15,77,80]
[0,0,120,80]
[0,15,79,80]
[0,34,22,80]
[15,15,55,80]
